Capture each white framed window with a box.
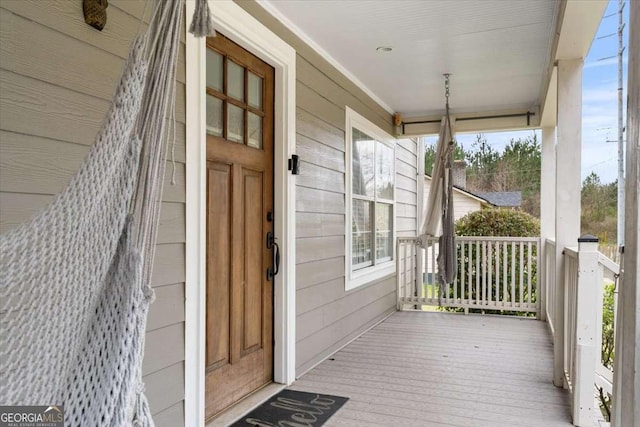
[345,107,396,290]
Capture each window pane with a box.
[227,61,244,101]
[227,104,244,143]
[205,95,223,136]
[352,199,372,268]
[248,72,263,109]
[376,141,394,200]
[375,203,393,261]
[352,128,375,197]
[248,112,262,149]
[206,50,223,91]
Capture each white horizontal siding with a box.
[235,2,404,375]
[424,177,484,223]
[397,138,418,237]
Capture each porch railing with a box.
[594,252,619,398]
[562,246,580,399]
[397,236,540,315]
[545,239,557,332]
[558,238,620,426]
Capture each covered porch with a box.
[1,0,637,425]
[292,311,571,426]
[253,0,638,425]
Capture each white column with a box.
[540,127,556,322]
[541,127,557,240]
[416,137,425,302]
[612,1,640,424]
[553,59,583,388]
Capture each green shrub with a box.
[456,208,540,237]
[598,282,615,420]
[601,282,615,369]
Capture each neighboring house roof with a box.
[477,191,522,207]
[424,175,492,206]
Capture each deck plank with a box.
[292,311,571,426]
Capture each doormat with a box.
[231,389,349,426]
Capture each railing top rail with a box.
[564,246,579,258]
[455,236,539,243]
[397,237,420,244]
[595,363,613,395]
[545,238,556,246]
[397,236,540,244]
[598,253,620,275]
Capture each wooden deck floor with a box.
[290,311,572,427]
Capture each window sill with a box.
[346,261,395,291]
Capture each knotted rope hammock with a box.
[419,74,458,305]
[0,0,214,425]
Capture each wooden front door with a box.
[204,35,275,420]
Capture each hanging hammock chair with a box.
[419,74,458,304]
[0,1,214,425]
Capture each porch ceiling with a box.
[261,0,560,118]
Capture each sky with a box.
[425,0,629,184]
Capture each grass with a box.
[420,283,440,312]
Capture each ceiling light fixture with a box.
[376,46,393,52]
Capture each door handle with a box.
[266,231,280,281]
[272,241,280,277]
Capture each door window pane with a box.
[352,128,375,197]
[376,141,394,200]
[227,61,244,101]
[352,200,372,268]
[206,50,223,92]
[248,72,263,109]
[206,95,223,136]
[227,104,244,143]
[375,203,393,261]
[248,112,262,149]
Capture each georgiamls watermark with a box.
[0,406,64,427]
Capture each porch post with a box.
[540,126,556,322]
[573,235,600,426]
[612,1,640,424]
[553,59,583,388]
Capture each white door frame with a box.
[184,1,297,425]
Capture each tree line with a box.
[424,133,619,245]
[581,172,618,244]
[424,133,541,216]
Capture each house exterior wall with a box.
[423,177,483,223]
[235,1,418,375]
[0,2,185,425]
